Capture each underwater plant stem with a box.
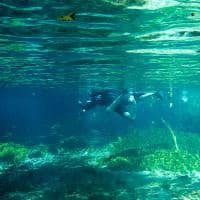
[161,118,179,151]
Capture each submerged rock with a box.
[28,145,49,159]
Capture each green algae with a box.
[107,128,174,154]
[97,128,200,172]
[0,142,51,162]
[141,149,200,172]
[104,156,133,170]
[100,149,200,172]
[106,128,200,154]
[0,142,29,162]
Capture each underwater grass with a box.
[100,147,200,172]
[107,128,200,154]
[98,128,200,172]
[141,149,200,172]
[107,128,175,154]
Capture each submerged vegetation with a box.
[0,128,199,172]
[0,143,51,162]
[107,128,200,154]
[98,128,200,172]
[141,149,200,171]
[100,149,200,171]
[0,128,199,199]
[0,143,29,162]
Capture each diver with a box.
[78,89,163,121]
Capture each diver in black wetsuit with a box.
[78,89,163,121]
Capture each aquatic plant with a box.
[140,149,200,171]
[104,156,133,170]
[99,146,148,170]
[0,142,29,162]
[108,128,174,154]
[107,127,200,155]
[97,127,200,172]
[100,149,200,172]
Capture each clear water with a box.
[0,0,199,88]
[0,0,200,199]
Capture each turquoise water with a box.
[0,0,200,199]
[0,0,199,88]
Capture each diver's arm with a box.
[138,92,155,99]
[137,92,163,101]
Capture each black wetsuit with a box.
[79,89,121,111]
[79,89,148,118]
[79,89,163,120]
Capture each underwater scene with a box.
[0,0,200,199]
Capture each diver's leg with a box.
[106,89,128,112]
[106,94,123,112]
